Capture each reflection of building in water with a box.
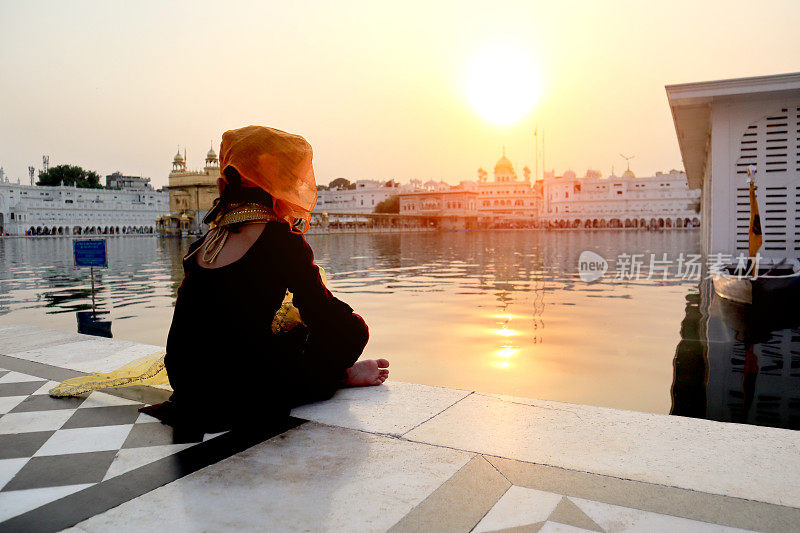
[159,147,220,236]
[671,281,800,429]
[671,291,708,419]
[667,72,800,259]
[0,180,168,236]
[705,320,800,428]
[541,169,701,229]
[530,265,546,342]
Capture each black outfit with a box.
[163,221,368,430]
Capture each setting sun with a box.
[465,43,542,126]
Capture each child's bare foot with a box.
[344,358,389,386]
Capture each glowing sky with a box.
[1,1,799,188]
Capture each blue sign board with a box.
[74,239,108,268]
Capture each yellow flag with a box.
[748,180,762,257]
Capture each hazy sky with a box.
[1,1,799,189]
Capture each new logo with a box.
[578,250,607,282]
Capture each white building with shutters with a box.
[667,72,800,258]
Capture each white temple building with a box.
[314,180,399,214]
[397,150,697,229]
[398,150,539,227]
[160,146,220,235]
[540,167,701,229]
[475,149,539,223]
[667,72,800,258]
[0,181,168,236]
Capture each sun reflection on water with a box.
[496,346,518,358]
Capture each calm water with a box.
[0,231,798,430]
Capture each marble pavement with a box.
[0,325,798,532]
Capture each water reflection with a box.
[672,279,800,430]
[0,236,190,345]
[0,230,797,430]
[76,310,113,338]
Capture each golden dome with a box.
[622,169,635,178]
[494,148,514,175]
[173,149,184,162]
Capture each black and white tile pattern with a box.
[0,366,301,531]
[0,368,220,525]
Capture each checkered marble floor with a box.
[472,485,749,532]
[0,367,227,527]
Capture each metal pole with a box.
[534,127,538,181]
[542,129,546,177]
[90,266,96,316]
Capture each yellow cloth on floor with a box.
[49,350,169,397]
[50,268,327,397]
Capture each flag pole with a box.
[747,166,762,259]
[542,129,546,177]
[534,126,539,181]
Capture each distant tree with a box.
[329,177,356,190]
[37,164,102,188]
[374,195,399,213]
[317,184,329,191]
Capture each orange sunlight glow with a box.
[496,347,518,358]
[465,43,541,126]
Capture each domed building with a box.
[172,149,185,171]
[493,148,517,183]
[476,148,540,226]
[206,146,218,166]
[159,144,220,236]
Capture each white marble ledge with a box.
[0,324,85,355]
[291,381,471,436]
[6,338,164,374]
[68,422,473,533]
[404,391,800,509]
